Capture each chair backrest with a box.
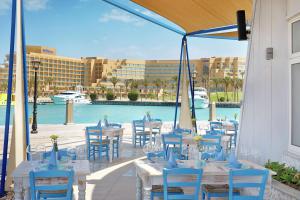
[173,128,192,135]
[210,121,223,131]
[97,120,102,128]
[201,135,222,152]
[162,133,183,159]
[163,168,203,200]
[229,169,269,200]
[85,126,104,146]
[43,148,76,161]
[107,123,122,128]
[229,120,239,132]
[29,170,74,200]
[132,120,145,133]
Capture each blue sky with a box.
[0,0,248,62]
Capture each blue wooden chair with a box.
[173,127,192,135]
[151,119,162,136]
[133,120,150,147]
[209,121,225,135]
[106,123,122,159]
[162,168,203,200]
[200,135,222,160]
[162,133,184,160]
[29,170,74,200]
[86,126,109,161]
[43,148,76,161]
[229,169,269,200]
[228,120,239,149]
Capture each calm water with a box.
[0,104,240,125]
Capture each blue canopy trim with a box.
[0,0,17,197]
[173,37,184,129]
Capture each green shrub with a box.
[90,93,97,102]
[147,93,156,99]
[106,91,115,100]
[219,97,225,102]
[265,160,300,190]
[128,91,139,101]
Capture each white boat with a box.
[189,87,209,109]
[51,86,91,105]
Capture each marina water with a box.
[0,104,240,125]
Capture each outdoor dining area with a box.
[8,115,275,200]
[0,0,287,199]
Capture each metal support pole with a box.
[174,37,185,129]
[31,68,38,134]
[185,38,197,132]
[0,0,16,197]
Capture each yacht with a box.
[51,86,91,105]
[189,87,209,109]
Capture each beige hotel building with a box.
[0,45,246,91]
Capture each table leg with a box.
[149,125,153,144]
[143,187,151,200]
[14,177,23,200]
[109,137,113,163]
[136,174,143,200]
[23,177,30,200]
[78,176,87,200]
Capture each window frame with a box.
[289,14,300,155]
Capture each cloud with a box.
[0,0,49,14]
[99,8,161,26]
[25,0,49,11]
[0,0,11,15]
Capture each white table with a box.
[144,120,163,144]
[12,160,90,200]
[135,159,275,200]
[102,127,124,162]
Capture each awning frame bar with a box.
[102,0,186,36]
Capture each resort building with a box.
[0,45,246,91]
[0,46,86,90]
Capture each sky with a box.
[0,0,248,63]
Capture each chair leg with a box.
[106,147,109,161]
[139,136,142,147]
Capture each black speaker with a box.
[237,10,247,41]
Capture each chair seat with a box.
[203,184,239,193]
[136,131,150,136]
[151,185,183,193]
[90,140,109,146]
[39,190,67,195]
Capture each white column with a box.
[179,41,193,129]
[6,0,27,191]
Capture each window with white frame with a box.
[289,15,300,154]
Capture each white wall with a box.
[238,0,290,164]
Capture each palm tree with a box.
[142,79,149,99]
[100,85,107,99]
[161,80,168,101]
[130,80,139,90]
[211,78,221,101]
[222,77,231,102]
[153,79,162,100]
[237,78,243,101]
[110,77,119,92]
[0,81,7,93]
[124,79,131,94]
[171,76,178,100]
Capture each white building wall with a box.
[238,0,294,165]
